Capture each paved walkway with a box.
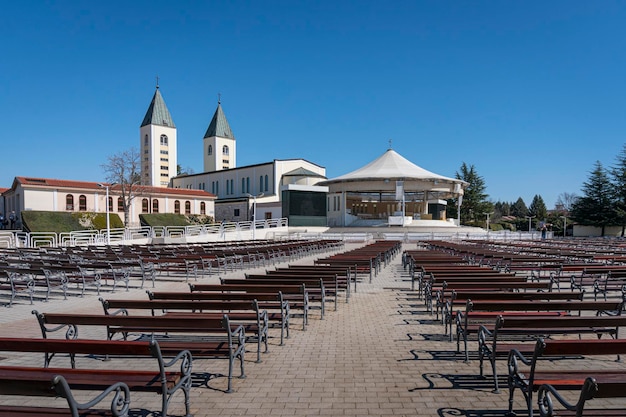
[0,243,606,416]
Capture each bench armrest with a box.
[32,310,78,341]
[537,377,597,417]
[53,374,131,417]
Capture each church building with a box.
[169,94,328,226]
[140,83,178,187]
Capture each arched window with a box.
[78,195,87,211]
[208,145,212,155]
[200,202,206,215]
[108,196,113,212]
[222,145,229,155]
[260,176,264,192]
[264,175,269,192]
[144,134,149,146]
[142,198,149,213]
[185,201,191,214]
[65,194,74,211]
[160,134,168,146]
[174,200,180,214]
[241,178,245,194]
[152,199,159,213]
[117,197,124,212]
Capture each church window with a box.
[208,145,212,155]
[264,175,269,192]
[108,197,113,212]
[174,200,180,214]
[144,134,149,146]
[142,198,149,213]
[222,145,229,155]
[200,202,206,214]
[160,135,168,146]
[65,194,74,211]
[185,201,191,214]
[117,197,124,212]
[78,195,87,211]
[152,199,159,213]
[260,176,264,192]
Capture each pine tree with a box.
[571,161,616,236]
[610,143,626,236]
[454,162,491,224]
[528,195,548,223]
[510,197,528,218]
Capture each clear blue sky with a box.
[3,1,626,209]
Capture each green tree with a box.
[493,201,510,217]
[453,162,491,225]
[510,197,528,218]
[611,143,626,236]
[528,195,548,225]
[570,161,616,236]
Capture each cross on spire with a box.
[388,139,393,149]
[218,93,221,105]
[156,75,159,89]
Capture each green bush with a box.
[21,211,123,233]
[139,213,215,227]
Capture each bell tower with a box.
[203,97,235,172]
[140,81,177,187]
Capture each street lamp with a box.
[525,215,535,233]
[560,215,567,237]
[98,183,111,245]
[483,212,493,231]
[245,192,264,240]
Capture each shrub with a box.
[21,211,123,233]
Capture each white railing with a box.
[8,218,291,248]
[4,220,547,249]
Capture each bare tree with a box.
[101,147,143,226]
[555,192,578,211]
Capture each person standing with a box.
[8,211,16,229]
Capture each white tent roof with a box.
[320,149,461,184]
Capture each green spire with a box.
[204,100,234,139]
[141,86,176,128]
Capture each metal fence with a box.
[2,219,546,249]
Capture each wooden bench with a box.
[537,375,626,417]
[193,282,310,330]
[479,314,626,394]
[0,337,192,417]
[508,338,626,417]
[266,266,353,300]
[243,274,333,315]
[0,373,131,417]
[425,280,554,314]
[155,288,291,345]
[32,310,244,393]
[100,297,269,363]
[438,289,584,325]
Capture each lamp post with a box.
[560,215,567,237]
[525,215,535,233]
[483,212,493,231]
[97,183,111,245]
[246,192,264,240]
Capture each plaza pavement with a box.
[0,242,618,416]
